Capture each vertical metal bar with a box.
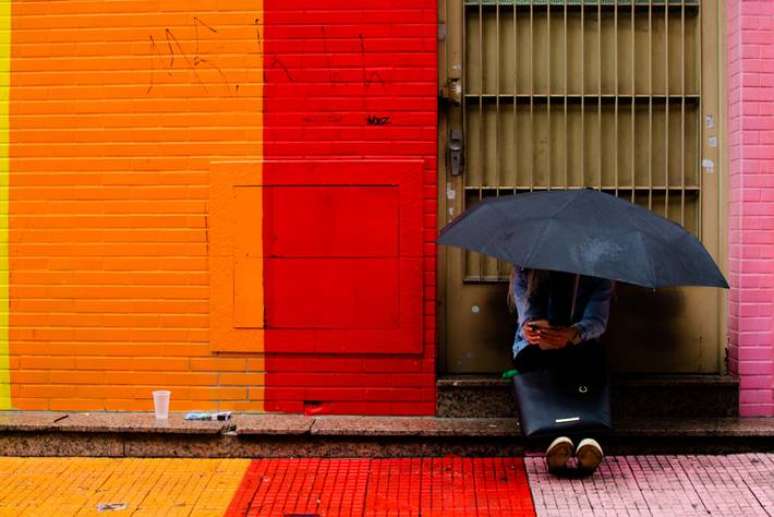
[564,0,568,97]
[581,1,585,187]
[680,0,686,226]
[462,0,468,205]
[492,3,501,278]
[496,2,500,190]
[478,0,484,279]
[564,0,569,189]
[598,0,603,98]
[648,0,653,210]
[548,98,552,190]
[460,0,467,225]
[547,4,552,191]
[667,1,672,94]
[631,0,635,200]
[665,2,670,217]
[479,0,484,187]
[697,0,702,238]
[548,3,552,98]
[513,4,518,190]
[598,0,603,190]
[530,2,535,191]
[462,0,467,174]
[614,0,619,196]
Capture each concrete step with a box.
[0,411,770,458]
[437,374,740,418]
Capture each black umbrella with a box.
[438,189,728,289]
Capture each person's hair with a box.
[507,267,546,313]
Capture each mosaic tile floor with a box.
[0,454,771,516]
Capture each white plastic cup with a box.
[152,390,171,420]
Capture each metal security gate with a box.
[438,0,726,373]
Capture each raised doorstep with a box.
[437,374,740,418]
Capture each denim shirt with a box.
[511,267,614,357]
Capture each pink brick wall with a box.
[727,0,774,417]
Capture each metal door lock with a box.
[447,128,464,177]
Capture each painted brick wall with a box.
[9,1,265,411]
[727,0,774,417]
[7,0,437,415]
[261,0,437,415]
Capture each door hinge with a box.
[438,23,447,41]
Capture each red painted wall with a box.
[262,0,438,415]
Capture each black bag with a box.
[512,368,612,438]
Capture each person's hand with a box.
[537,326,579,350]
[523,319,550,346]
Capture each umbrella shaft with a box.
[569,273,580,323]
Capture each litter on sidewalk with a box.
[184,411,232,421]
[96,502,127,512]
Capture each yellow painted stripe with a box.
[0,0,10,410]
[0,457,250,514]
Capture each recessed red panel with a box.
[265,258,399,329]
[261,160,423,355]
[264,186,399,258]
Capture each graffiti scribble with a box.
[367,115,390,126]
[146,35,163,95]
[271,56,295,82]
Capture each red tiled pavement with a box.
[226,457,536,517]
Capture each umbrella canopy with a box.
[438,189,728,289]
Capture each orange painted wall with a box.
[9,1,265,411]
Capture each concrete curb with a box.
[0,412,771,457]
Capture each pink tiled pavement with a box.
[525,454,774,516]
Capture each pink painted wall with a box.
[727,0,774,417]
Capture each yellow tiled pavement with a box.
[0,457,250,516]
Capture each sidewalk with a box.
[526,454,774,517]
[0,454,771,516]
